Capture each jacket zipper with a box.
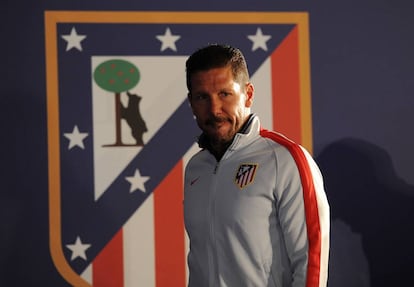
[208,160,220,286]
[213,162,220,174]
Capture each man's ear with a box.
[187,93,195,113]
[245,82,254,108]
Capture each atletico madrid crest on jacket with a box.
[235,164,259,189]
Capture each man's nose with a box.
[209,96,222,114]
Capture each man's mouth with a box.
[206,117,228,127]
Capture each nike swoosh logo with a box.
[190,176,200,186]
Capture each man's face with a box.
[188,66,254,146]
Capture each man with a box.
[183,44,330,287]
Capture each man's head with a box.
[186,44,254,158]
[186,44,250,91]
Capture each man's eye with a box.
[192,94,207,101]
[193,94,207,101]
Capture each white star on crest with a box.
[247,28,272,51]
[63,125,89,150]
[66,236,91,261]
[61,27,87,51]
[125,169,150,193]
[156,27,181,52]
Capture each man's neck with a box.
[209,141,232,161]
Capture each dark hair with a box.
[185,44,250,91]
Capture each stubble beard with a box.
[204,116,237,154]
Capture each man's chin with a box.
[208,130,233,145]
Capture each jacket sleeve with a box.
[275,144,330,287]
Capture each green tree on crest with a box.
[94,59,147,146]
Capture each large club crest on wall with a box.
[45,11,313,287]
